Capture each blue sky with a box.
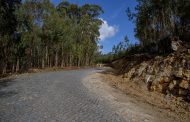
[51,0,138,54]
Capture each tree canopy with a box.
[128,0,190,46]
[0,0,103,75]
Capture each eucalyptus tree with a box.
[56,2,103,66]
[128,0,190,47]
[0,0,21,74]
[0,0,103,75]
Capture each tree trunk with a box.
[49,56,52,68]
[61,48,64,67]
[77,57,80,67]
[85,53,88,66]
[69,53,72,66]
[12,63,15,73]
[61,60,64,67]
[42,57,45,69]
[16,58,20,72]
[2,62,7,74]
[30,48,33,68]
[45,46,48,67]
[55,51,58,67]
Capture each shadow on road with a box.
[0,79,16,88]
[0,79,18,98]
[0,91,17,98]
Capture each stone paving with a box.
[0,69,125,122]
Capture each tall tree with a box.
[127,0,190,47]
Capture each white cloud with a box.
[99,18,118,41]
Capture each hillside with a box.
[105,40,190,121]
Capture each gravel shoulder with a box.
[82,70,186,122]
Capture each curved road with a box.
[0,69,125,122]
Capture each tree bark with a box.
[42,57,45,69]
[16,58,20,72]
[2,62,7,74]
[45,46,48,67]
[55,51,58,67]
[12,63,15,73]
[69,53,72,66]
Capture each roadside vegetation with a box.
[0,0,103,76]
[97,0,190,63]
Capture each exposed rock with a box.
[125,68,136,79]
[183,70,190,80]
[178,88,189,96]
[157,83,168,94]
[161,65,173,77]
[159,76,171,84]
[173,80,179,86]
[138,62,148,76]
[159,77,165,84]
[175,68,183,77]
[179,80,190,89]
[169,82,175,90]
[172,41,180,51]
[111,43,190,100]
[171,40,183,51]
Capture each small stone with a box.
[145,75,153,83]
[175,68,183,77]
[157,84,163,92]
[171,40,183,51]
[151,85,157,91]
[159,76,170,84]
[173,80,179,85]
[138,63,148,76]
[179,80,189,89]
[162,66,172,77]
[183,70,190,80]
[127,68,136,79]
[177,97,183,102]
[164,77,170,83]
[159,77,165,84]
[157,83,168,94]
[178,88,188,96]
[169,82,175,90]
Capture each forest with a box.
[1,0,190,75]
[0,0,103,75]
[98,0,190,63]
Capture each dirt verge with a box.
[83,68,190,122]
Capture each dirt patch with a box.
[83,69,190,122]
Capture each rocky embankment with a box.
[110,41,190,118]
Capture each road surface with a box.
[0,69,125,122]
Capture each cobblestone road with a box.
[0,69,125,122]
